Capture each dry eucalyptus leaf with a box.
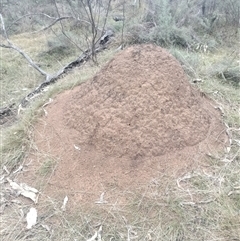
[41,224,51,232]
[26,207,37,229]
[7,179,39,203]
[74,145,81,151]
[20,183,38,193]
[95,192,107,204]
[61,196,68,211]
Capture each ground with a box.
[18,44,227,207]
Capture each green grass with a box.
[38,158,56,176]
[1,31,240,240]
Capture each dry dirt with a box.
[19,44,227,207]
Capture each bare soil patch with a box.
[19,44,227,207]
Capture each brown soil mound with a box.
[66,46,210,159]
[21,44,227,205]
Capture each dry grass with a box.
[1,32,240,240]
[1,158,240,240]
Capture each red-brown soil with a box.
[20,44,227,206]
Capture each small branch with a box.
[9,44,49,77]
[6,13,58,31]
[37,16,93,33]
[0,43,12,48]
[0,13,9,41]
[35,16,73,32]
[121,1,126,48]
[5,12,94,35]
[0,43,49,78]
[0,13,49,78]
[52,0,85,52]
[92,0,112,50]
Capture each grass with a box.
[1,31,240,240]
[38,158,56,176]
